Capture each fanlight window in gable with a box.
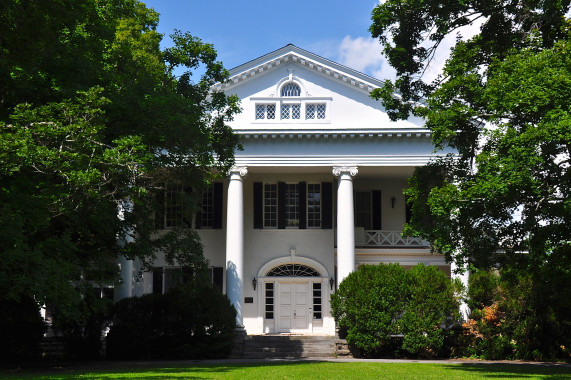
[280,83,301,97]
[266,264,321,277]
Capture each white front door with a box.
[278,281,310,333]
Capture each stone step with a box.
[229,335,351,359]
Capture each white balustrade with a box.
[363,230,429,247]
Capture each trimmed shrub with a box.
[51,289,113,359]
[331,264,409,357]
[331,263,459,358]
[106,284,236,360]
[0,297,46,363]
[401,264,459,357]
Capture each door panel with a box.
[278,283,293,331]
[278,281,309,333]
[293,283,309,330]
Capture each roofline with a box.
[226,44,386,89]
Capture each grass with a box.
[2,361,571,380]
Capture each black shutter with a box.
[183,186,193,228]
[212,267,223,292]
[154,185,165,229]
[405,194,413,224]
[298,182,306,229]
[372,190,382,230]
[253,182,263,228]
[278,182,286,229]
[195,186,204,229]
[213,182,223,229]
[182,266,194,284]
[152,267,163,294]
[321,182,333,229]
[195,195,202,230]
[254,182,264,228]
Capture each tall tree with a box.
[370,0,571,269]
[0,0,240,316]
[369,1,571,358]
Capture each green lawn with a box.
[2,361,571,379]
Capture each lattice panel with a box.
[292,104,301,119]
[281,104,291,119]
[281,83,301,97]
[316,104,326,119]
[255,104,265,119]
[267,104,276,119]
[306,104,316,119]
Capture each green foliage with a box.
[401,265,460,357]
[463,268,571,360]
[370,1,571,360]
[51,286,113,360]
[331,264,459,358]
[106,284,236,360]
[0,297,46,363]
[0,0,240,330]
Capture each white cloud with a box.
[336,36,396,81]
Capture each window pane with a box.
[201,186,214,228]
[355,191,372,229]
[265,283,274,319]
[281,104,291,119]
[267,104,275,119]
[255,104,265,119]
[165,184,187,228]
[264,184,277,227]
[285,183,299,227]
[292,104,300,119]
[313,282,322,320]
[317,104,326,119]
[306,104,315,119]
[307,184,321,228]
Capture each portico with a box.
[122,45,453,336]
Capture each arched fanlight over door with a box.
[266,263,321,277]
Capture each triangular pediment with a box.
[213,44,384,95]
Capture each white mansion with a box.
[115,45,455,335]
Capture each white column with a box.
[451,260,470,320]
[225,166,248,330]
[115,255,133,300]
[115,199,134,301]
[333,166,358,286]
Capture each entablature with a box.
[237,129,432,141]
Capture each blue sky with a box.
[143,0,397,80]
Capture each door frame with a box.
[256,256,330,335]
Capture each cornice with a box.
[233,155,436,167]
[215,47,384,95]
[237,129,432,140]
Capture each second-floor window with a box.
[160,183,223,230]
[281,103,301,119]
[165,184,192,228]
[284,183,300,227]
[354,190,382,230]
[306,103,326,119]
[254,182,332,230]
[256,104,275,120]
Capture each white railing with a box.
[363,230,429,247]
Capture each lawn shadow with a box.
[442,362,571,379]
[1,359,321,380]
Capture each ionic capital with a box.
[332,166,358,177]
[229,166,248,178]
